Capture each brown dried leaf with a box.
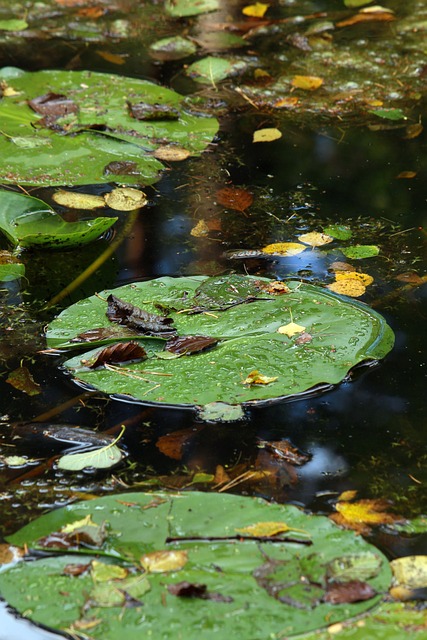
[6,366,41,396]
[62,562,91,576]
[165,335,219,355]
[394,272,424,284]
[0,543,23,565]
[396,171,417,179]
[256,280,291,294]
[324,580,376,604]
[106,294,177,337]
[96,50,126,65]
[214,464,231,484]
[156,428,200,460]
[167,581,233,602]
[71,326,138,343]
[28,92,78,118]
[216,186,254,212]
[258,439,311,466]
[336,9,395,27]
[82,341,147,369]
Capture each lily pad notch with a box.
[46,275,395,414]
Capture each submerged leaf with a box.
[216,186,253,212]
[253,128,282,143]
[291,75,324,90]
[6,366,41,396]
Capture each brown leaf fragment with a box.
[403,123,423,139]
[165,335,219,355]
[0,543,23,565]
[82,341,147,369]
[71,326,138,343]
[167,581,233,602]
[214,464,231,485]
[324,580,376,604]
[128,101,180,121]
[156,427,202,460]
[38,517,106,550]
[106,294,177,337]
[103,161,139,176]
[258,439,311,466]
[336,10,395,28]
[28,92,78,119]
[6,366,41,396]
[256,280,291,295]
[295,332,313,345]
[394,272,424,284]
[62,562,91,576]
[0,250,21,265]
[216,186,254,212]
[396,171,417,179]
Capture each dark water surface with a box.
[0,1,426,637]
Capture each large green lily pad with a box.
[1,491,391,639]
[46,275,394,408]
[0,67,218,186]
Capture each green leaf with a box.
[343,0,372,7]
[0,190,116,248]
[165,0,219,17]
[2,491,391,638]
[0,262,25,282]
[186,56,247,84]
[323,224,353,240]
[149,36,198,61]
[0,68,218,186]
[369,108,407,121]
[0,19,28,31]
[45,275,394,408]
[341,245,380,259]
[57,444,123,471]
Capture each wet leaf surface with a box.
[106,294,177,338]
[82,342,147,369]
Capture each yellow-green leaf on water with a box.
[91,560,128,583]
[52,190,105,210]
[298,231,333,247]
[291,75,324,90]
[391,556,427,589]
[140,550,188,573]
[261,241,306,256]
[235,521,307,537]
[342,245,380,259]
[278,322,306,337]
[104,187,147,211]
[57,444,123,471]
[253,128,282,143]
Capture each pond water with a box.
[0,0,426,637]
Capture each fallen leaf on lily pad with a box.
[81,342,147,368]
[243,370,278,385]
[298,231,333,247]
[153,145,191,161]
[235,521,307,537]
[140,550,188,573]
[261,242,306,256]
[37,515,107,549]
[242,2,269,18]
[91,560,128,582]
[291,75,324,90]
[278,322,306,337]
[324,580,376,604]
[253,128,282,143]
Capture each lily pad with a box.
[342,245,380,259]
[0,190,116,248]
[1,491,391,639]
[165,0,220,17]
[0,68,218,186]
[45,275,394,408]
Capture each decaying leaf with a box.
[261,242,306,256]
[257,280,291,294]
[243,370,278,385]
[216,186,253,212]
[190,219,210,237]
[81,342,147,369]
[71,326,139,343]
[341,244,380,259]
[403,123,423,139]
[106,294,177,337]
[6,366,41,396]
[156,427,202,460]
[38,515,107,549]
[273,96,299,109]
[391,556,427,589]
[0,544,23,566]
[277,322,306,337]
[235,521,307,537]
[324,580,376,604]
[298,231,333,247]
[28,92,78,123]
[153,145,191,161]
[335,272,374,286]
[104,187,147,211]
[167,581,233,602]
[331,498,404,533]
[258,439,311,466]
[165,335,219,355]
[140,550,188,573]
[128,101,180,121]
[396,171,417,179]
[253,128,282,143]
[91,559,128,582]
[327,280,366,297]
[291,75,324,91]
[52,190,105,210]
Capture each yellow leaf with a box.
[190,219,210,237]
[261,242,306,256]
[335,271,374,286]
[243,370,278,385]
[254,68,271,79]
[154,145,191,161]
[298,231,333,247]
[52,190,105,210]
[278,322,306,337]
[242,2,269,18]
[396,171,417,179]
[291,75,324,90]
[61,515,97,534]
[335,499,402,525]
[337,489,359,502]
[235,521,307,537]
[104,187,147,211]
[391,556,427,589]
[140,550,188,573]
[91,560,128,582]
[327,280,366,297]
[273,96,299,109]
[253,127,282,143]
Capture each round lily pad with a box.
[1,491,391,639]
[0,67,218,186]
[46,275,394,408]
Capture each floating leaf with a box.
[52,190,105,210]
[277,322,306,337]
[165,335,219,355]
[337,7,395,27]
[323,225,353,240]
[261,242,306,256]
[190,219,210,237]
[242,3,269,18]
[198,402,246,422]
[258,439,311,466]
[6,366,41,396]
[149,36,198,61]
[332,499,404,533]
[216,186,253,212]
[186,57,247,84]
[91,560,128,583]
[341,245,380,259]
[2,456,29,467]
[140,550,188,573]
[0,251,25,282]
[242,370,278,385]
[0,19,28,31]
[253,128,282,143]
[391,556,427,589]
[335,271,374,286]
[369,108,406,121]
[57,444,124,471]
[343,0,372,6]
[403,123,423,139]
[104,188,148,211]
[0,190,116,249]
[165,0,219,17]
[327,279,366,298]
[106,294,177,337]
[291,75,324,90]
[39,515,106,549]
[396,171,417,179]
[298,231,333,247]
